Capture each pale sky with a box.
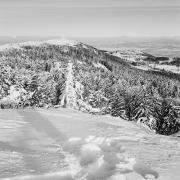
[0,0,180,37]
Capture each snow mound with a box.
[93,62,108,70]
[61,135,159,180]
[133,160,159,179]
[80,143,102,166]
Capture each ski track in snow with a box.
[61,61,77,108]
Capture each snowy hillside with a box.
[0,39,180,136]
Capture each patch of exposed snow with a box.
[137,117,153,131]
[77,60,83,64]
[150,64,180,74]
[93,62,108,70]
[0,85,28,105]
[133,65,151,71]
[168,57,174,63]
[93,49,98,55]
[81,44,89,49]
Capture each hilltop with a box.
[0,39,180,135]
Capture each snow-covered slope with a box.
[0,109,180,180]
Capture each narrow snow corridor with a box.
[60,61,77,109]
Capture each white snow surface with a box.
[4,135,156,180]
[60,62,78,109]
[93,62,108,70]
[0,109,180,180]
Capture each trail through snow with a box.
[60,61,77,109]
